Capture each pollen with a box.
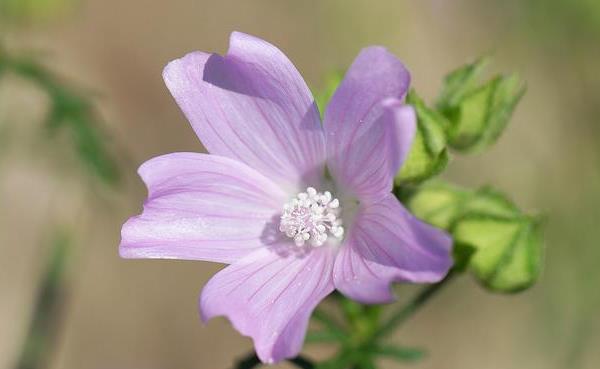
[279,187,344,247]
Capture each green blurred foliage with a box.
[0,48,121,186]
[520,0,600,41]
[314,70,344,118]
[0,0,76,23]
[407,182,543,293]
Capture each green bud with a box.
[436,59,525,153]
[396,90,449,184]
[437,57,490,112]
[406,182,543,293]
[453,213,543,293]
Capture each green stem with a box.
[375,272,455,340]
[14,231,70,369]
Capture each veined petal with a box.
[200,246,335,363]
[324,47,413,201]
[163,32,326,191]
[120,153,287,264]
[333,194,453,304]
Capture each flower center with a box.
[279,187,344,247]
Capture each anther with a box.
[279,187,344,247]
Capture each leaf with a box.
[396,90,449,184]
[406,182,543,292]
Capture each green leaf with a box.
[373,344,426,362]
[396,90,449,184]
[436,58,525,153]
[314,70,344,118]
[406,182,543,292]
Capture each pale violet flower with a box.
[120,32,452,364]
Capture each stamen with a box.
[279,187,344,247]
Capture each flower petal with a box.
[333,194,453,304]
[200,246,335,363]
[163,32,326,191]
[120,153,287,264]
[324,47,413,201]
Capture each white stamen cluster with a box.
[279,187,344,247]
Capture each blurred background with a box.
[1,0,599,368]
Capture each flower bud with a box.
[407,182,543,293]
[436,59,526,153]
[396,90,449,184]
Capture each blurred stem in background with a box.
[15,230,71,369]
[1,23,122,369]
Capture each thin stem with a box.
[375,272,455,340]
[14,231,70,369]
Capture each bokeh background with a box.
[1,1,599,368]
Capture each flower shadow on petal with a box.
[260,215,312,260]
[203,54,323,133]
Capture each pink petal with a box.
[120,153,287,264]
[163,32,326,191]
[200,246,335,363]
[324,47,414,201]
[333,194,453,304]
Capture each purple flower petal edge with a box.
[333,194,453,304]
[120,31,455,365]
[324,46,412,202]
[200,247,336,363]
[163,32,326,191]
[120,153,287,264]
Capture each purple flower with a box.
[120,32,452,364]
